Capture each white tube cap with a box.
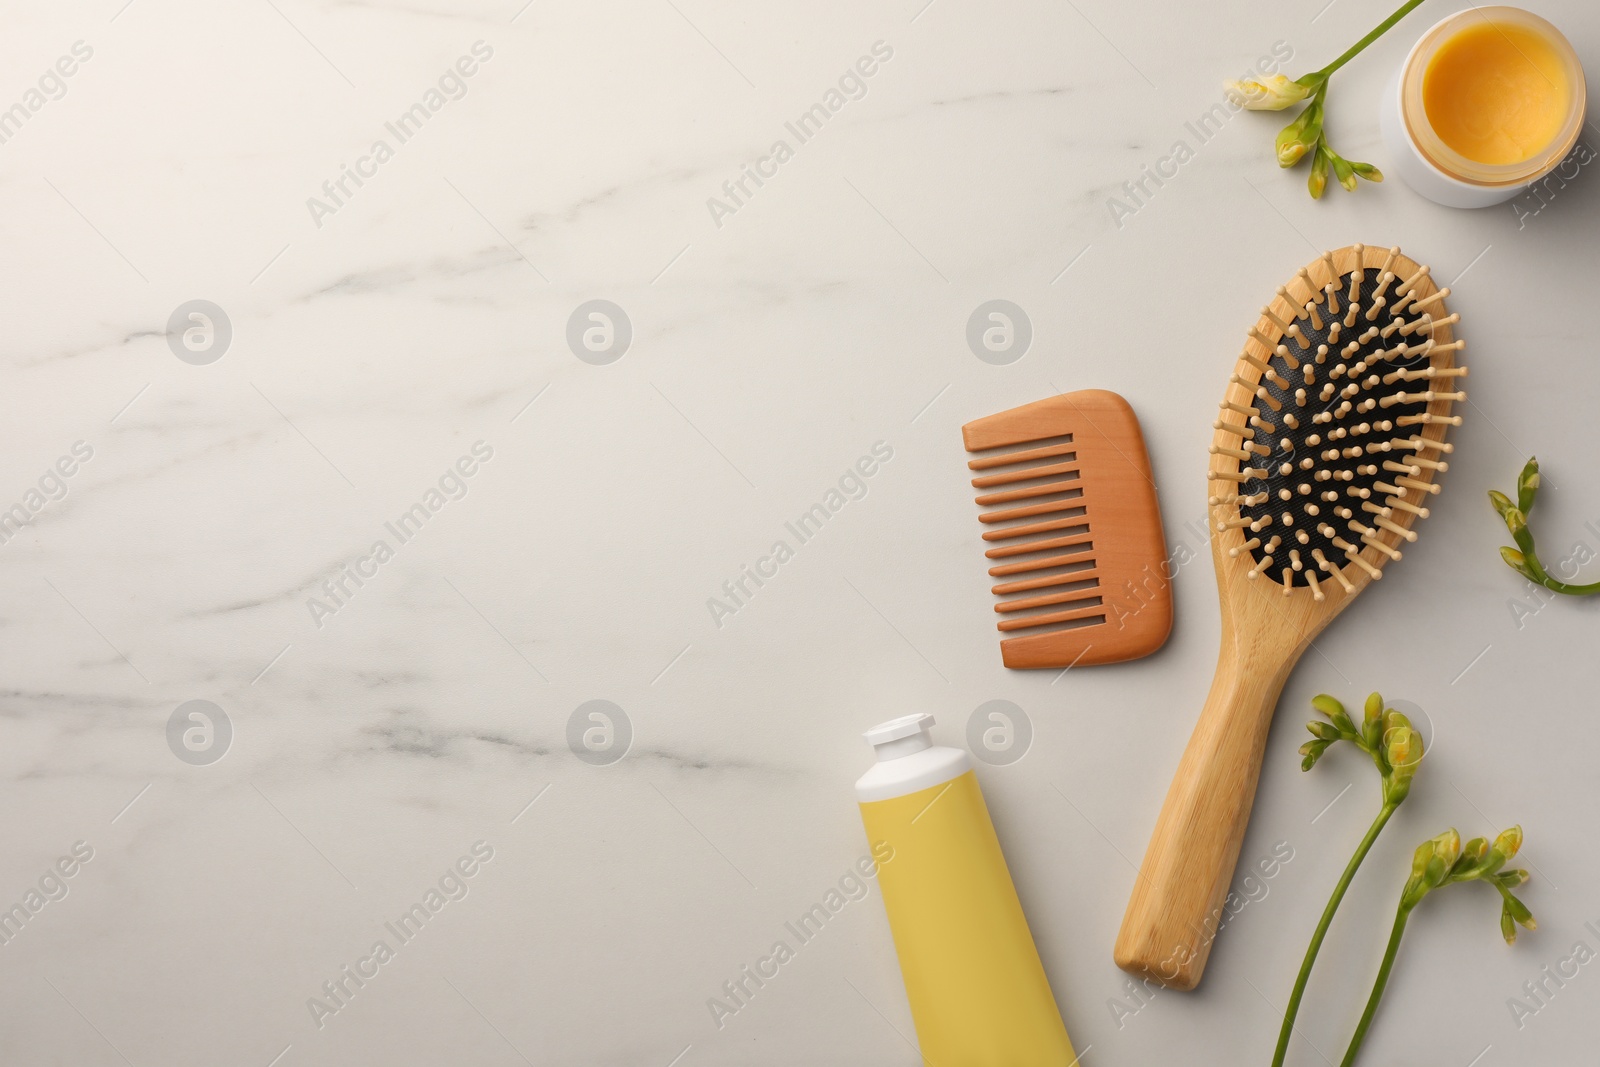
[864,713,936,760]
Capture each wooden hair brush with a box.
[1115,244,1464,990]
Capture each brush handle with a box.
[1114,629,1298,990]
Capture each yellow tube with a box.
[857,714,1076,1066]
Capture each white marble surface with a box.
[3,0,1599,1063]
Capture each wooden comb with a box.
[961,389,1172,668]
[1115,244,1464,990]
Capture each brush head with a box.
[963,389,1172,668]
[1209,246,1463,600]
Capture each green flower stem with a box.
[1272,802,1398,1067]
[1519,545,1600,595]
[1340,901,1414,1067]
[1303,0,1428,85]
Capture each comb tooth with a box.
[978,496,1086,524]
[1382,459,1422,476]
[1213,419,1252,436]
[1324,283,1341,317]
[1327,320,1341,344]
[994,583,1104,613]
[1248,326,1276,349]
[974,478,1083,506]
[990,566,1097,594]
[1220,401,1259,419]
[981,515,1088,541]
[967,441,1075,471]
[1305,300,1323,331]
[1320,250,1338,287]
[1255,388,1283,412]
[996,603,1104,632]
[1275,344,1301,371]
[1423,338,1465,358]
[988,548,1092,575]
[985,532,1091,561]
[1364,294,1387,321]
[1209,445,1253,461]
[971,460,1080,488]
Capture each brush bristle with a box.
[1211,248,1464,590]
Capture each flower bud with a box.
[1225,73,1313,111]
[1312,694,1346,720]
[1434,828,1461,868]
[1500,546,1539,582]
[1517,457,1541,515]
[1382,724,1422,805]
[1506,893,1536,931]
[1307,720,1341,742]
[1456,837,1489,878]
[1349,160,1383,183]
[1488,489,1514,521]
[1277,103,1324,168]
[1311,694,1355,735]
[1496,868,1530,889]
[1308,144,1330,197]
[1330,151,1357,192]
[1494,825,1523,861]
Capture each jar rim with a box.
[1400,6,1586,187]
